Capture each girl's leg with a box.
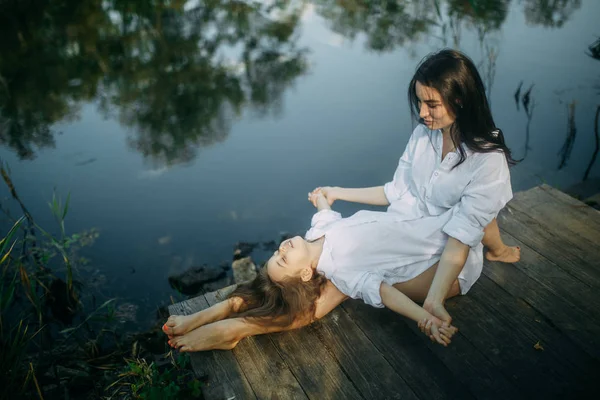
[163,296,243,338]
[483,218,520,263]
[168,281,348,351]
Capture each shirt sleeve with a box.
[332,271,385,309]
[305,209,342,241]
[442,152,513,247]
[357,272,386,308]
[383,126,421,203]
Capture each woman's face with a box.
[415,81,456,132]
[266,236,312,283]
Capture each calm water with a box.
[1,0,599,324]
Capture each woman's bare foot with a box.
[168,320,240,352]
[485,245,521,263]
[162,313,205,339]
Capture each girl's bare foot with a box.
[162,314,205,338]
[485,245,521,263]
[168,321,240,352]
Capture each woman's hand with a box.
[308,190,331,211]
[418,317,458,347]
[310,186,338,206]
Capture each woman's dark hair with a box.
[227,265,328,328]
[408,49,516,168]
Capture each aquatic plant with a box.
[0,165,198,399]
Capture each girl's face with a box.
[266,236,313,283]
[415,81,456,132]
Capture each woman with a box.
[163,49,520,351]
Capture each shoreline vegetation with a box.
[0,160,289,399]
[0,165,202,399]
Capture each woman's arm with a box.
[423,237,469,324]
[309,190,333,211]
[320,186,389,206]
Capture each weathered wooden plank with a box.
[482,259,600,359]
[268,324,364,400]
[313,306,419,400]
[400,304,525,400]
[207,288,362,399]
[455,276,598,398]
[538,184,600,228]
[491,230,600,321]
[204,291,308,400]
[342,301,474,400]
[497,206,600,288]
[168,297,257,400]
[509,186,600,256]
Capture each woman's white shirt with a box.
[383,124,513,247]
[305,124,513,308]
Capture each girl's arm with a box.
[319,186,390,206]
[380,283,454,346]
[380,283,432,323]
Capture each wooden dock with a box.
[169,184,600,400]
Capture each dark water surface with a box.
[1,0,598,324]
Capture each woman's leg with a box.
[483,218,520,263]
[392,262,460,304]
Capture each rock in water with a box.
[233,241,259,260]
[232,256,257,283]
[168,264,228,295]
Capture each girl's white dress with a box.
[305,125,513,308]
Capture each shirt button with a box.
[434,172,439,177]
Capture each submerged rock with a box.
[168,264,229,295]
[232,256,257,283]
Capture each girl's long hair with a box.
[408,49,516,168]
[228,266,328,328]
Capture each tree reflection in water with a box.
[522,0,582,28]
[0,0,587,165]
[0,0,308,166]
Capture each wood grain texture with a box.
[169,296,257,400]
[482,259,600,359]
[342,301,473,400]
[450,276,598,399]
[268,323,364,400]
[204,291,308,400]
[497,206,600,288]
[315,306,419,400]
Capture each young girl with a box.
[164,49,519,351]
[256,189,460,345]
